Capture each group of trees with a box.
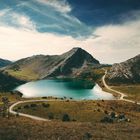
[0,97,9,118]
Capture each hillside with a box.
[0,71,25,91]
[106,54,140,84]
[4,48,100,81]
[0,58,12,68]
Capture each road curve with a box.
[102,70,140,105]
[9,100,51,121]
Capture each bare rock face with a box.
[46,48,100,77]
[106,54,140,84]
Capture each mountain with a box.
[4,48,100,81]
[0,58,12,68]
[106,54,140,84]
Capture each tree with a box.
[62,114,70,122]
[1,96,9,118]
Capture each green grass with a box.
[14,101,104,122]
[111,85,140,102]
[0,92,22,104]
[14,100,140,123]
[5,69,39,81]
[1,98,140,140]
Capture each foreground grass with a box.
[14,100,140,123]
[1,100,140,140]
[0,92,22,104]
[111,85,140,102]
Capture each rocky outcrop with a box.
[106,54,140,84]
[46,48,100,77]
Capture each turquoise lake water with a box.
[15,79,115,100]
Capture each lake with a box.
[15,79,115,100]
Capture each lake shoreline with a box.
[15,79,115,100]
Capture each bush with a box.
[110,112,116,118]
[118,113,125,120]
[48,113,54,119]
[17,106,21,110]
[62,114,70,122]
[24,105,30,109]
[42,103,50,108]
[30,104,37,107]
[83,132,92,140]
[42,97,47,99]
[104,110,108,114]
[101,116,113,123]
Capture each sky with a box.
[0,0,140,64]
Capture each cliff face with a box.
[106,54,140,84]
[4,48,100,80]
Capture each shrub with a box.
[48,113,54,119]
[62,114,70,122]
[42,103,50,108]
[83,132,92,140]
[104,110,108,114]
[24,105,30,109]
[110,112,116,118]
[17,106,21,110]
[42,97,47,99]
[118,113,125,120]
[101,116,113,123]
[30,104,37,107]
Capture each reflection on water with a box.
[15,79,115,100]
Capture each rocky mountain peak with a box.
[106,54,140,84]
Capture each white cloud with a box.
[0,9,10,17]
[91,19,140,63]
[11,13,36,30]
[0,9,36,31]
[0,17,140,64]
[35,0,72,13]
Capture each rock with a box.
[101,116,113,123]
[110,112,116,118]
[106,54,140,84]
[83,132,92,140]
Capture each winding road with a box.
[9,71,140,121]
[9,100,51,121]
[102,70,140,105]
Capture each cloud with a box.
[11,13,36,30]
[0,9,36,30]
[0,9,11,17]
[35,0,72,13]
[89,18,140,63]
[0,2,139,64]
[0,17,140,64]
[0,1,92,38]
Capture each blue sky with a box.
[0,0,140,63]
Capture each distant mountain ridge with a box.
[4,48,100,81]
[106,54,140,84]
[0,58,12,68]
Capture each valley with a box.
[0,48,140,140]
